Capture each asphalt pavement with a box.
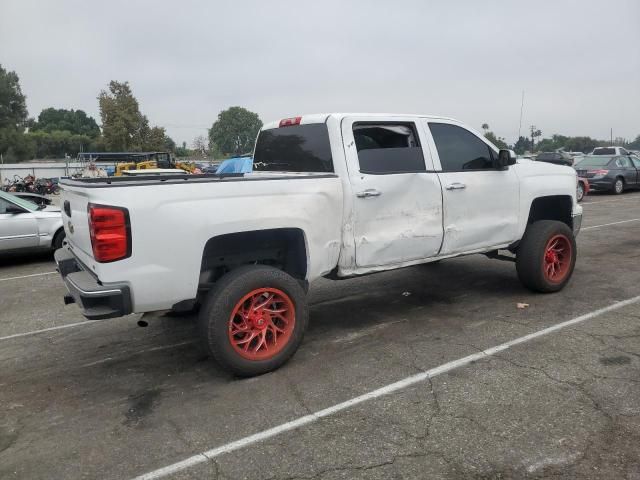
[1,192,639,479]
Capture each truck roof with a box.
[262,113,457,130]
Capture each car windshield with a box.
[0,190,38,211]
[575,156,612,168]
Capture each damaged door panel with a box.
[341,117,444,268]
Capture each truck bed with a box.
[58,171,344,312]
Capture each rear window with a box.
[575,156,612,167]
[592,148,616,155]
[253,124,333,172]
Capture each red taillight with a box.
[279,116,302,127]
[588,169,609,175]
[88,204,130,262]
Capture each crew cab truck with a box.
[56,113,582,376]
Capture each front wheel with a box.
[198,265,309,377]
[52,230,66,250]
[576,182,585,202]
[516,220,576,293]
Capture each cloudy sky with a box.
[1,0,639,146]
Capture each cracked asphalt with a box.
[1,191,639,479]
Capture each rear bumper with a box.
[54,248,131,320]
[587,179,614,191]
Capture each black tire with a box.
[516,220,576,293]
[52,229,65,250]
[198,265,309,377]
[612,177,624,195]
[576,182,585,202]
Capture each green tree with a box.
[163,135,176,152]
[627,135,640,150]
[98,81,145,151]
[26,130,96,158]
[513,136,531,154]
[531,134,601,154]
[175,141,190,157]
[98,80,170,152]
[481,123,489,134]
[484,131,508,149]
[209,106,262,156]
[530,126,542,151]
[0,64,30,161]
[32,108,100,138]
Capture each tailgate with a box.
[60,186,94,258]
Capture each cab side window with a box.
[428,123,496,171]
[353,123,426,174]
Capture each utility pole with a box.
[610,128,613,145]
[530,125,536,152]
[518,90,525,140]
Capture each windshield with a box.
[575,156,612,168]
[0,190,38,211]
[253,123,333,172]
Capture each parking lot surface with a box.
[1,192,640,479]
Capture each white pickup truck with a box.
[56,113,582,376]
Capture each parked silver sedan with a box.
[0,190,65,253]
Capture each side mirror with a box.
[497,149,517,169]
[5,204,27,214]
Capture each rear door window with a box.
[353,123,425,174]
[253,123,333,172]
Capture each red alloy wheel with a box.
[543,234,573,283]
[228,288,296,361]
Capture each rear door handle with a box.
[445,182,466,190]
[356,188,382,198]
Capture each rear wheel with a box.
[612,177,624,195]
[516,220,576,293]
[198,265,308,376]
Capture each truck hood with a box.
[34,205,62,219]
[515,159,577,178]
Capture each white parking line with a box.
[0,320,100,342]
[130,294,640,480]
[582,218,640,231]
[0,271,57,282]
[80,341,194,368]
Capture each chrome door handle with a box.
[356,188,382,198]
[445,182,466,190]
